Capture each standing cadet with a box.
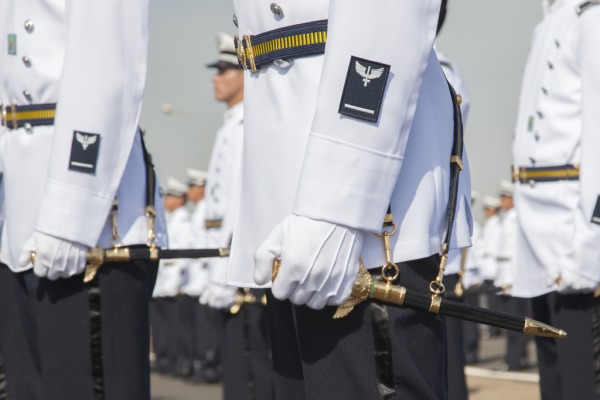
[229,1,473,399]
[200,33,274,400]
[181,168,221,382]
[152,178,191,376]
[0,1,167,399]
[495,181,531,371]
[479,196,502,339]
[512,1,600,398]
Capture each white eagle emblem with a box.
[76,133,97,150]
[355,61,385,87]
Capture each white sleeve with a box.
[35,0,149,247]
[293,0,442,232]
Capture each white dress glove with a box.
[557,267,598,294]
[254,214,364,310]
[19,231,89,280]
[199,283,238,309]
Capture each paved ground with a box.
[151,331,543,399]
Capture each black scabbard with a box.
[335,266,567,339]
[128,247,228,260]
[402,289,524,332]
[84,247,230,283]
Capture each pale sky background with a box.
[140,1,543,221]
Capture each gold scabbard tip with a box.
[523,317,568,339]
[30,251,36,265]
[272,259,281,282]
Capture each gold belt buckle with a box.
[512,166,528,184]
[0,104,6,128]
[234,35,247,70]
[10,102,17,129]
[234,34,258,72]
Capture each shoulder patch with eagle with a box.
[339,56,390,123]
[69,131,101,174]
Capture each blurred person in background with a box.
[511,1,600,398]
[152,178,191,376]
[479,196,502,339]
[495,181,531,371]
[199,32,274,400]
[181,168,222,382]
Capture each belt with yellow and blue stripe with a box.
[1,102,56,130]
[234,20,328,72]
[511,165,580,184]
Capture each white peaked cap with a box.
[165,177,188,197]
[186,168,208,186]
[207,32,239,68]
[499,180,514,197]
[483,196,501,209]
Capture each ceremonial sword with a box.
[83,246,566,339]
[328,261,567,339]
[83,246,229,283]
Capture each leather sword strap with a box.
[443,82,465,257]
[139,130,157,217]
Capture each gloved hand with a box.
[19,231,89,280]
[254,214,364,310]
[199,283,238,309]
[557,267,597,294]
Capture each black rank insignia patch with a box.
[339,56,390,123]
[592,196,600,226]
[69,131,101,174]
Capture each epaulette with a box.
[576,0,600,15]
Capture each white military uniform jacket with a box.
[479,214,502,281]
[205,103,244,285]
[153,207,191,298]
[512,0,600,296]
[0,1,167,272]
[228,0,473,287]
[495,208,517,295]
[181,199,209,296]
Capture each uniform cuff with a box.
[36,179,112,247]
[293,132,403,232]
